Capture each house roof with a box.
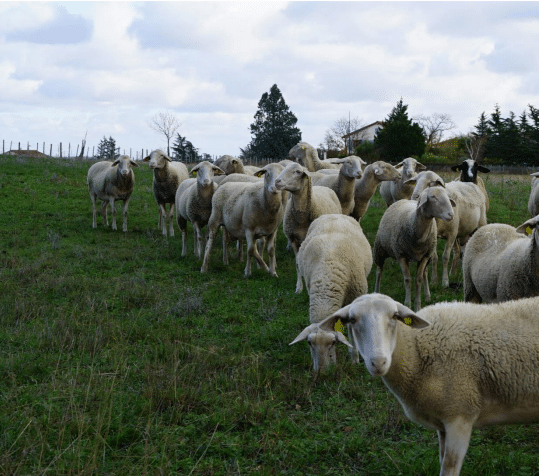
[342,121,384,139]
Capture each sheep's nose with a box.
[370,357,387,375]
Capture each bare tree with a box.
[323,116,365,152]
[414,113,456,148]
[79,131,87,159]
[464,133,487,162]
[148,111,182,156]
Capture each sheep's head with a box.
[144,150,171,170]
[330,155,366,179]
[112,155,138,176]
[395,158,427,179]
[451,159,490,182]
[407,171,446,201]
[371,161,401,182]
[274,163,308,193]
[255,163,284,194]
[190,161,224,187]
[314,294,430,377]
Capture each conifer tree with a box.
[248,84,302,161]
[95,136,119,161]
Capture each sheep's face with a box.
[341,157,364,180]
[146,150,170,170]
[372,162,401,182]
[256,163,284,195]
[408,172,445,201]
[451,159,490,182]
[418,187,455,222]
[396,158,426,179]
[288,143,308,162]
[192,161,223,187]
[113,155,138,176]
[319,294,430,377]
[275,163,306,193]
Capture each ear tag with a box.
[527,227,533,235]
[404,317,412,326]
[334,319,345,333]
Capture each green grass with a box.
[1,155,538,475]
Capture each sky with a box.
[2,1,539,159]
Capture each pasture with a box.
[1,154,538,475]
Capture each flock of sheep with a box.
[86,142,539,476]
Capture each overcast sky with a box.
[2,1,539,158]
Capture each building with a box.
[342,121,384,152]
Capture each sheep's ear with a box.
[404,177,418,186]
[416,162,427,171]
[190,165,200,175]
[395,161,405,169]
[451,164,461,172]
[449,198,457,208]
[334,331,353,348]
[432,179,445,188]
[516,216,539,234]
[330,158,345,164]
[142,155,151,162]
[254,169,267,178]
[112,159,120,166]
[213,166,225,175]
[289,323,318,345]
[395,302,430,328]
[531,172,539,177]
[130,160,139,167]
[477,165,490,173]
[318,304,354,330]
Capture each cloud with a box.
[5,4,92,44]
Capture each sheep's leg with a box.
[441,237,456,288]
[110,197,118,231]
[414,257,430,311]
[449,240,461,277]
[236,239,244,261]
[430,250,439,285]
[90,192,98,228]
[193,222,204,259]
[266,230,278,277]
[101,200,109,227]
[168,203,175,237]
[422,260,431,303]
[177,215,188,257]
[346,323,360,364]
[121,197,130,232]
[245,230,269,277]
[398,258,413,309]
[158,203,168,235]
[374,264,384,293]
[439,418,473,476]
[201,226,218,273]
[222,229,229,265]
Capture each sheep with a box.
[274,163,342,292]
[288,141,339,172]
[379,157,426,207]
[200,162,285,276]
[452,158,490,212]
[310,156,366,215]
[349,161,401,221]
[528,171,539,217]
[213,155,259,179]
[87,155,138,232]
[374,187,455,311]
[143,150,189,237]
[175,161,224,258]
[302,293,539,476]
[409,174,487,288]
[289,214,373,371]
[462,214,539,303]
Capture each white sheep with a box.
[451,158,490,212]
[143,149,189,237]
[528,171,539,217]
[175,161,224,258]
[310,156,365,215]
[212,155,259,183]
[462,214,539,303]
[289,214,373,371]
[304,293,539,476]
[200,163,285,276]
[379,157,426,207]
[274,163,342,292]
[288,141,339,172]
[349,161,401,221]
[374,187,455,311]
[87,155,138,232]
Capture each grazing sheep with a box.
[310,156,366,215]
[176,161,224,258]
[462,215,539,303]
[200,163,284,276]
[350,161,401,221]
[87,155,138,232]
[452,158,490,212]
[304,293,539,476]
[374,187,455,311]
[379,158,426,207]
[410,174,487,287]
[528,171,539,217]
[143,150,189,236]
[289,214,373,371]
[288,142,339,172]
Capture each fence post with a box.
[18,142,20,150]
[2,140,4,154]
[60,143,62,158]
[76,144,79,157]
[27,142,29,151]
[43,142,45,154]
[50,144,52,157]
[68,143,71,158]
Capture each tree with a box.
[413,113,456,149]
[171,133,201,163]
[374,99,425,161]
[323,116,364,152]
[248,84,302,162]
[148,111,182,156]
[95,136,119,161]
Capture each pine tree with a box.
[171,133,201,163]
[373,98,425,161]
[248,84,302,162]
[473,112,490,138]
[95,136,119,161]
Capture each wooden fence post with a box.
[18,142,20,150]
[43,142,45,154]
[50,144,52,157]
[60,143,62,158]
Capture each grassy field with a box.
[1,154,538,475]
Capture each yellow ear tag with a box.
[334,319,345,333]
[527,227,533,235]
[404,317,412,326]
